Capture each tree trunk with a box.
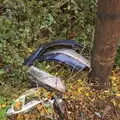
[88,0,120,89]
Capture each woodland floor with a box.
[0,64,120,120]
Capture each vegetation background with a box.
[0,0,120,120]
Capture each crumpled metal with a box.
[24,40,82,66]
[39,49,90,70]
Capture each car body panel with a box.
[24,40,82,66]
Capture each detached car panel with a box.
[39,53,86,70]
[39,49,90,70]
[24,40,82,66]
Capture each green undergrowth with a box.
[0,0,120,119]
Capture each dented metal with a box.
[24,40,82,66]
[39,49,90,70]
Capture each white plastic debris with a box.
[7,100,42,116]
[95,112,102,118]
[27,66,66,92]
[7,88,43,116]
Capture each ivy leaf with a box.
[0,69,5,75]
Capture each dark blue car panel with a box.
[24,46,44,66]
[39,53,87,70]
[44,48,90,68]
[24,40,82,66]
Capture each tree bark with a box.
[88,0,120,89]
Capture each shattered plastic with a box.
[27,66,65,92]
[7,88,43,116]
[7,88,64,116]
